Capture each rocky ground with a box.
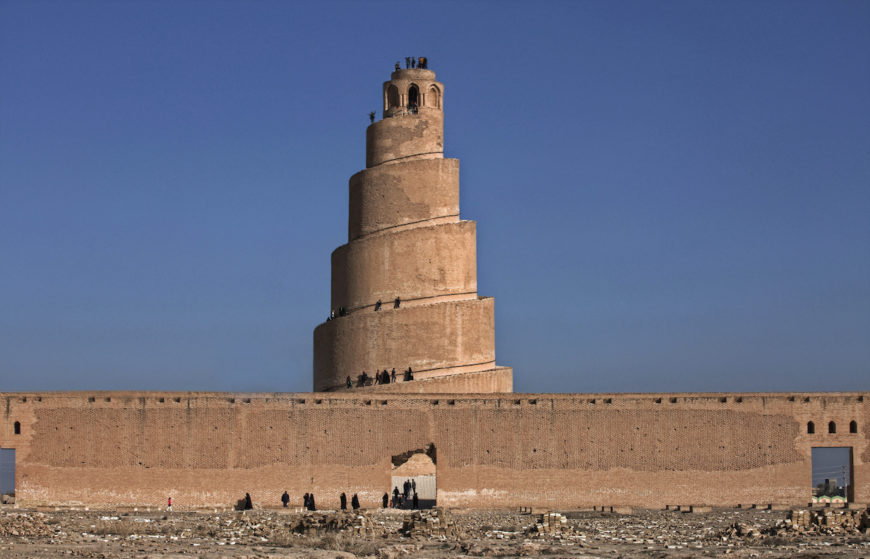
[0,505,868,558]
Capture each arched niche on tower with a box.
[427,85,441,109]
[408,84,420,110]
[385,84,400,111]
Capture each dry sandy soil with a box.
[1,505,868,558]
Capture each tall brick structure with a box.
[312,65,512,393]
[0,63,866,512]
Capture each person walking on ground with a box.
[351,493,360,510]
[167,496,172,512]
[303,492,309,510]
[412,491,418,509]
[244,493,253,510]
[281,491,289,508]
[308,493,316,511]
[340,492,347,510]
[392,486,400,507]
[382,493,388,508]
[411,479,416,494]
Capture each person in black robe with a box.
[281,491,289,508]
[303,492,309,509]
[308,493,316,511]
[382,493,388,508]
[392,486,400,507]
[244,493,253,510]
[351,493,360,510]
[340,492,347,510]
[412,491,418,509]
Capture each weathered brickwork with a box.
[1,391,866,509]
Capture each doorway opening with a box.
[0,448,14,504]
[811,447,853,504]
[408,85,419,112]
[391,443,436,509]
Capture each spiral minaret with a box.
[313,63,512,393]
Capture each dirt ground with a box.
[1,505,868,558]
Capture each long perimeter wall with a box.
[1,391,867,509]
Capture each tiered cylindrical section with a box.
[349,158,459,240]
[366,111,443,167]
[331,221,477,313]
[313,297,498,392]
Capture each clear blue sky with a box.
[1,0,868,394]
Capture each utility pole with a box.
[843,465,848,500]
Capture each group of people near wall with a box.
[168,487,422,512]
[389,479,419,509]
[346,367,414,388]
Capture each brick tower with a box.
[313,61,512,393]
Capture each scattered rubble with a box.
[0,506,868,557]
[401,507,460,538]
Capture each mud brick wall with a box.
[1,391,866,509]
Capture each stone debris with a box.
[719,507,870,541]
[1,506,870,557]
[526,512,572,537]
[0,512,54,538]
[400,508,460,538]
